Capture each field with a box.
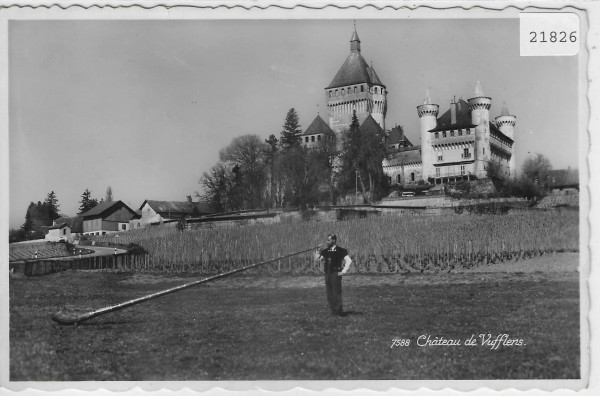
[9,209,580,380]
[9,252,579,380]
[89,209,579,274]
[9,241,76,262]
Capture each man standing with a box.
[316,234,352,316]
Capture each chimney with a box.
[450,96,457,125]
[187,195,192,204]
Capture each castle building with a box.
[325,27,387,139]
[304,26,516,186]
[384,82,515,185]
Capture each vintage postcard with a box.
[0,1,597,395]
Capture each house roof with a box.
[429,99,476,132]
[546,168,579,188]
[53,216,84,233]
[359,114,384,136]
[81,200,137,220]
[384,147,422,166]
[302,115,336,137]
[141,200,195,213]
[386,125,413,147]
[140,200,217,215]
[81,200,121,218]
[48,223,69,230]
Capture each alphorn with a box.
[52,246,321,325]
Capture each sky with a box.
[8,18,579,228]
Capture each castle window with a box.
[354,86,357,93]
[458,129,463,136]
[361,85,364,92]
[318,135,321,141]
[375,87,378,94]
[438,154,443,162]
[411,172,415,182]
[435,132,439,139]
[443,131,447,138]
[462,148,471,159]
[311,136,315,142]
[342,88,345,95]
[335,89,339,96]
[329,91,332,98]
[397,174,401,184]
[435,168,440,177]
[460,165,465,175]
[305,137,309,143]
[466,128,471,135]
[450,131,455,137]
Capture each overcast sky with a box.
[8,18,579,228]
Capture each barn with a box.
[81,200,138,235]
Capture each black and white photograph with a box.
[1,1,596,393]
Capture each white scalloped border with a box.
[0,1,595,395]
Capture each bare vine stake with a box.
[51,246,320,326]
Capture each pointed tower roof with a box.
[326,27,385,89]
[386,125,414,147]
[350,21,360,49]
[358,114,384,136]
[501,101,510,116]
[302,114,336,136]
[423,87,432,105]
[474,80,484,97]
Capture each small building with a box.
[545,168,579,192]
[44,223,72,242]
[81,200,138,235]
[139,198,216,228]
[128,210,143,230]
[385,125,413,151]
[302,115,337,149]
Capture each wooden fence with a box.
[10,253,150,277]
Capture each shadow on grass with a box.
[341,310,363,317]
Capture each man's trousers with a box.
[324,272,343,316]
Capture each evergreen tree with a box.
[44,191,60,220]
[105,186,113,202]
[21,202,34,236]
[79,188,99,214]
[264,134,279,208]
[339,111,388,203]
[279,108,302,150]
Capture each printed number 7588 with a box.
[390,338,411,348]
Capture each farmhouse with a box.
[138,198,216,227]
[81,200,138,235]
[44,223,71,242]
[42,216,84,242]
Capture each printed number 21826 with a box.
[529,31,577,43]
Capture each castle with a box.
[302,26,516,186]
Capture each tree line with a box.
[198,108,389,212]
[10,187,113,242]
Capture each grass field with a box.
[9,252,579,380]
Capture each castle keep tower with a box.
[468,81,492,179]
[417,89,439,181]
[325,26,387,137]
[495,102,517,178]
